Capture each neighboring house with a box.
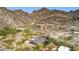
[29,36,46,44]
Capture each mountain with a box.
[0,7,79,51]
[0,7,79,32]
[0,7,32,29]
[30,8,79,35]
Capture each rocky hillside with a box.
[0,7,79,51]
[0,7,79,33]
[0,7,32,29]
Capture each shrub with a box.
[0,26,17,36]
[32,44,44,51]
[43,36,58,47]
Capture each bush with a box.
[32,44,44,51]
[0,26,17,36]
[43,36,58,47]
[43,35,73,48]
[43,36,52,46]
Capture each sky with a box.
[7,7,79,13]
